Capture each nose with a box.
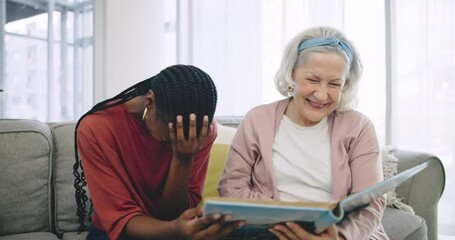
[314,84,329,100]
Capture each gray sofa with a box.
[0,117,445,240]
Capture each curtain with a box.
[187,0,343,116]
[392,0,455,236]
[183,0,455,236]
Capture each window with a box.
[0,0,93,121]
[172,0,454,236]
[174,0,386,141]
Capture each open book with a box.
[202,161,430,239]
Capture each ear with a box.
[291,68,295,80]
[145,90,155,109]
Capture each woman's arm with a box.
[122,207,244,240]
[336,116,387,239]
[79,118,237,240]
[218,111,274,200]
[337,196,386,239]
[159,115,217,219]
[77,125,146,240]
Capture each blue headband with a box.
[298,36,354,62]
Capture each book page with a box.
[340,160,429,214]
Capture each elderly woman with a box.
[218,26,389,240]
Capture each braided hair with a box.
[73,64,217,232]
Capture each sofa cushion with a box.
[0,232,60,240]
[50,122,92,234]
[202,123,238,197]
[203,144,230,197]
[215,116,243,129]
[214,123,237,145]
[0,119,53,235]
[381,207,427,240]
[61,231,89,240]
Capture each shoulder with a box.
[234,99,288,141]
[330,110,377,143]
[331,110,374,128]
[77,105,125,139]
[243,99,287,123]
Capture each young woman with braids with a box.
[73,64,244,240]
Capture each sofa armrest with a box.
[215,116,243,128]
[393,149,445,240]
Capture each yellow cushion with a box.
[203,144,230,197]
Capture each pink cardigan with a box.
[218,98,389,240]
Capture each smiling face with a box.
[286,52,348,126]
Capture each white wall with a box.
[93,0,167,102]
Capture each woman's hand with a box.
[174,205,246,240]
[269,222,344,240]
[122,206,245,239]
[169,114,211,163]
[159,113,213,219]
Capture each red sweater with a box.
[77,104,217,240]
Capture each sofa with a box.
[0,117,445,240]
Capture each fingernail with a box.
[204,115,208,121]
[223,215,233,221]
[190,113,196,120]
[212,213,221,220]
[177,115,182,122]
[237,221,246,228]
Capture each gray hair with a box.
[274,26,363,112]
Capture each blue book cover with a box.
[202,161,430,239]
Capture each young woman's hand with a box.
[169,114,211,163]
[269,222,344,240]
[174,205,246,240]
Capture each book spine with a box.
[313,208,343,234]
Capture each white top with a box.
[272,115,333,202]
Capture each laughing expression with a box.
[286,52,348,127]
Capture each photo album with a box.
[202,161,430,239]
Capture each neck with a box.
[124,95,147,119]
